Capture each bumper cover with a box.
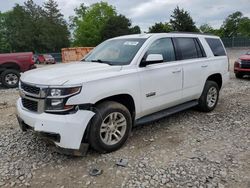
[234,67,250,74]
[16,98,95,149]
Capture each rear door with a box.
[173,37,209,101]
[138,38,183,117]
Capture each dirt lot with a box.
[0,49,250,188]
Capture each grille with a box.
[21,82,40,95]
[241,60,250,64]
[22,98,38,112]
[241,63,250,69]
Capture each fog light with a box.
[51,99,63,106]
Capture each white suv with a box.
[16,33,229,154]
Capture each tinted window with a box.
[174,38,200,60]
[147,38,175,62]
[194,39,206,58]
[205,38,226,56]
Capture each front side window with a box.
[83,38,146,65]
[146,38,175,62]
[205,38,226,56]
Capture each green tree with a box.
[170,6,198,32]
[238,17,250,37]
[220,11,243,37]
[73,2,116,46]
[24,0,45,52]
[1,0,69,53]
[4,4,33,52]
[130,25,141,34]
[212,29,224,37]
[101,14,140,40]
[199,24,214,33]
[0,12,10,53]
[42,0,70,52]
[148,22,172,33]
[69,3,87,30]
[199,24,224,37]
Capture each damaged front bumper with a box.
[16,98,95,155]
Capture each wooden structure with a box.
[61,47,94,63]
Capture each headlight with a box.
[48,86,81,98]
[50,89,62,97]
[45,86,81,112]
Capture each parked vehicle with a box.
[16,33,229,155]
[0,52,36,88]
[234,51,250,78]
[37,54,56,64]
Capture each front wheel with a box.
[1,69,20,88]
[88,101,132,153]
[197,81,219,112]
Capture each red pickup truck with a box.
[0,52,36,88]
[234,51,250,78]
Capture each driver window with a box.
[147,38,176,62]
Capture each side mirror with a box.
[140,54,164,67]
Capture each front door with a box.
[138,38,183,117]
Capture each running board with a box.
[135,100,198,126]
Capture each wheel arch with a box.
[94,94,136,120]
[0,62,20,71]
[206,73,222,90]
[82,93,136,144]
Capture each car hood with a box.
[240,55,250,60]
[21,62,122,86]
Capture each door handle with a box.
[172,69,181,73]
[201,65,208,68]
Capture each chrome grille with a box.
[21,82,40,95]
[19,81,46,113]
[21,98,38,112]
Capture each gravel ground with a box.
[0,62,250,187]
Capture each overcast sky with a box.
[1,0,250,31]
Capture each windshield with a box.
[246,51,250,55]
[83,38,146,65]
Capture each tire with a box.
[197,81,219,112]
[88,101,132,153]
[235,73,243,79]
[1,69,20,88]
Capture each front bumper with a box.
[16,98,95,149]
[234,67,250,74]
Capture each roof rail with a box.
[169,31,216,36]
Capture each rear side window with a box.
[194,39,206,58]
[205,38,226,56]
[147,38,176,62]
[173,38,206,60]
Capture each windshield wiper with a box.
[90,59,113,65]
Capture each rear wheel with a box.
[197,81,219,112]
[235,73,243,79]
[1,69,20,88]
[88,101,132,153]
